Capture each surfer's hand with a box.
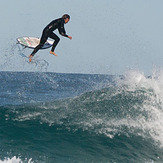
[68,36,72,40]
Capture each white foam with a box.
[116,69,163,146]
[0,157,33,163]
[80,69,163,146]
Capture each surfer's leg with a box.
[30,30,48,56]
[29,40,46,62]
[31,38,47,56]
[49,33,60,56]
[29,31,48,62]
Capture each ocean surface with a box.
[0,71,163,163]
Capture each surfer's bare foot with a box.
[29,55,33,62]
[50,51,57,56]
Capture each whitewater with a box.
[0,69,163,163]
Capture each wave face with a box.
[0,71,163,163]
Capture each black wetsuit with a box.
[31,18,68,56]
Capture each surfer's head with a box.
[62,14,70,24]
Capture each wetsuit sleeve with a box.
[58,20,68,37]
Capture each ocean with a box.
[0,70,163,163]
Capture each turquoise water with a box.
[0,71,163,163]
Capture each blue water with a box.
[0,71,163,163]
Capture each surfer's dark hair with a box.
[62,14,70,20]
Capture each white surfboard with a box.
[17,37,53,49]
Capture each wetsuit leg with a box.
[31,29,49,56]
[49,32,60,52]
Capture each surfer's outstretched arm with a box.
[58,19,72,40]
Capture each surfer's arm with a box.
[58,19,72,39]
[58,21,69,37]
[58,28,68,37]
[58,27,72,39]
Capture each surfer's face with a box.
[64,18,69,24]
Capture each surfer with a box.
[29,14,72,62]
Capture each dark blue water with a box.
[0,71,163,163]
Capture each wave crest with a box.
[2,70,163,147]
